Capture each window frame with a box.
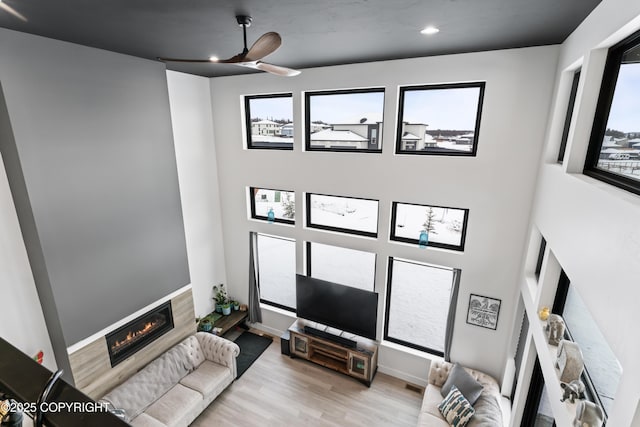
[305,241,377,291]
[395,82,486,156]
[584,30,640,196]
[383,257,454,356]
[256,233,297,312]
[534,236,547,281]
[249,187,295,225]
[389,201,469,251]
[558,70,581,163]
[244,93,294,150]
[304,87,385,153]
[305,192,379,238]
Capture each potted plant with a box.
[213,284,228,313]
[222,301,231,316]
[232,300,240,311]
[199,317,213,332]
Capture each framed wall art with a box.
[466,294,501,330]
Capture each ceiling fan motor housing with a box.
[236,15,252,27]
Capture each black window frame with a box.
[584,30,640,196]
[558,70,581,163]
[389,201,469,251]
[305,88,385,153]
[244,93,294,150]
[305,241,377,291]
[534,236,547,281]
[384,257,455,356]
[306,192,379,238]
[256,233,297,312]
[395,82,486,156]
[249,187,295,225]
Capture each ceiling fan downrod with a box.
[236,15,253,55]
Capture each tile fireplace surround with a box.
[68,288,195,399]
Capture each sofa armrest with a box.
[195,332,241,378]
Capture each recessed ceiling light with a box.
[421,26,440,35]
[209,56,219,62]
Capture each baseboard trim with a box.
[377,364,427,388]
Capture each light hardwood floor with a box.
[191,333,423,427]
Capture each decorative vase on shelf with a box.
[215,304,222,313]
[222,304,231,315]
[538,306,550,321]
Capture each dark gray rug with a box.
[234,331,273,378]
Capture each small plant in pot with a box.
[222,301,232,316]
[232,300,240,311]
[199,317,213,332]
[213,284,228,313]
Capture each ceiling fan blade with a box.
[244,32,282,61]
[0,1,27,22]
[255,62,301,77]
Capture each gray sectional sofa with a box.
[417,360,510,427]
[100,332,240,427]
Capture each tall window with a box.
[245,94,294,150]
[306,242,376,291]
[305,88,385,152]
[585,30,640,195]
[256,234,296,311]
[558,70,581,163]
[306,193,379,237]
[390,202,469,251]
[396,82,485,156]
[249,187,295,224]
[384,258,456,355]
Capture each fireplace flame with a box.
[111,319,162,353]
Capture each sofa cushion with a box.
[102,343,192,419]
[129,413,167,427]
[179,360,233,397]
[144,384,203,427]
[438,386,475,427]
[417,411,450,427]
[421,385,448,419]
[441,363,484,405]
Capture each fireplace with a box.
[105,301,174,367]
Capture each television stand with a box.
[302,325,357,348]
[289,319,378,386]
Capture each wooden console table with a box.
[199,310,248,336]
[288,319,378,386]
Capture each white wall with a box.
[209,46,559,384]
[166,71,227,317]
[516,0,640,424]
[0,155,56,371]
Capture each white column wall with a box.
[208,46,559,384]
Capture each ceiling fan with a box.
[0,0,27,22]
[159,15,301,77]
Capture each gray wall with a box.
[0,28,189,352]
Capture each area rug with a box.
[233,331,273,378]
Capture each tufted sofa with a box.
[418,360,509,427]
[100,332,240,427]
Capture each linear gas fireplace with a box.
[105,301,174,367]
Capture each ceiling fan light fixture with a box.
[420,26,440,35]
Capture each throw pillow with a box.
[438,386,475,427]
[440,363,484,405]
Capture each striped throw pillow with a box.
[438,385,475,427]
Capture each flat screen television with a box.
[295,274,378,340]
